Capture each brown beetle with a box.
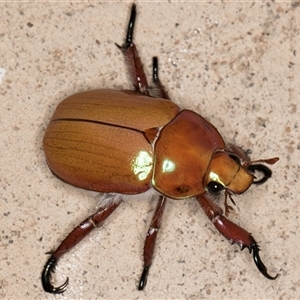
[42,4,279,294]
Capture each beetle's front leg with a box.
[139,196,167,290]
[227,144,279,185]
[197,194,278,280]
[42,194,122,294]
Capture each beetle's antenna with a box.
[224,190,237,217]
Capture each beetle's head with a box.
[204,150,253,196]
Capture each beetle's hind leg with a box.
[138,196,167,290]
[116,5,170,100]
[116,4,150,95]
[42,194,122,294]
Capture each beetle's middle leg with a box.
[150,57,170,99]
[197,194,278,280]
[138,195,167,290]
[42,194,122,294]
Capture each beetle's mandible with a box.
[42,4,279,294]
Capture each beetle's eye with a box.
[229,154,241,165]
[207,181,224,194]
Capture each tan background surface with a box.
[1,1,299,299]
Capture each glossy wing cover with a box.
[43,89,180,193]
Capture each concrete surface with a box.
[1,1,299,299]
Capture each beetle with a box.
[42,4,279,294]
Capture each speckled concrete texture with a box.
[1,1,299,299]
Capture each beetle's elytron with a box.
[42,4,278,294]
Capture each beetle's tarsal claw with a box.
[115,43,123,50]
[42,256,69,294]
[138,266,149,290]
[251,241,278,280]
[247,164,272,185]
[115,42,132,52]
